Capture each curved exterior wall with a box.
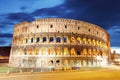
[9,18,110,70]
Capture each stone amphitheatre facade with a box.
[9,18,110,70]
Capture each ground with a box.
[0,68,120,80]
[0,63,120,80]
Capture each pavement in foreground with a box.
[0,68,120,80]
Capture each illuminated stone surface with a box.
[9,18,110,70]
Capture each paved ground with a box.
[0,68,120,80]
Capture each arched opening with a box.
[96,40,99,46]
[64,36,67,42]
[63,36,69,43]
[92,39,96,46]
[77,49,81,55]
[88,49,92,55]
[31,38,34,43]
[64,60,68,67]
[99,41,102,47]
[71,37,75,43]
[49,37,54,43]
[77,60,81,68]
[49,60,54,66]
[88,39,91,45]
[43,37,47,43]
[56,60,60,66]
[100,51,103,56]
[36,37,40,43]
[64,47,69,55]
[22,59,27,67]
[28,59,32,67]
[71,48,76,55]
[77,37,81,44]
[70,60,74,67]
[35,48,39,55]
[56,36,61,43]
[34,60,37,68]
[56,47,61,55]
[83,49,87,55]
[41,60,46,67]
[93,49,96,55]
[83,38,87,44]
[28,48,32,55]
[48,47,54,55]
[41,48,46,55]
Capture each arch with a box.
[22,59,27,67]
[48,47,54,55]
[34,59,37,68]
[41,48,46,55]
[41,59,46,67]
[63,47,69,55]
[88,38,92,45]
[71,37,75,43]
[56,36,61,43]
[64,36,69,43]
[43,37,47,43]
[96,40,99,46]
[99,51,103,56]
[77,49,81,55]
[36,37,40,43]
[92,39,96,46]
[70,60,74,67]
[97,50,100,55]
[35,48,39,55]
[88,49,92,55]
[56,47,61,55]
[56,60,60,66]
[49,36,54,42]
[93,49,97,55]
[77,37,81,44]
[70,48,76,55]
[64,60,69,67]
[28,48,32,55]
[48,60,54,66]
[77,60,81,67]
[83,49,87,55]
[50,37,54,42]
[83,38,87,44]
[31,38,34,43]
[28,59,33,67]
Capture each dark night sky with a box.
[0,0,120,53]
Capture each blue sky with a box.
[0,0,120,53]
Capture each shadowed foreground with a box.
[0,69,120,80]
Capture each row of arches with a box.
[13,36,108,48]
[19,58,103,68]
[17,47,104,56]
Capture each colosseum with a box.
[9,18,110,71]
